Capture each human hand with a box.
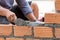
[26,20,45,26]
[0,6,17,22]
[6,10,17,22]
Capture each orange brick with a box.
[55,14,60,24]
[26,38,39,40]
[55,0,60,10]
[55,0,60,5]
[34,27,53,38]
[0,25,12,36]
[0,38,4,40]
[44,13,55,23]
[14,26,32,36]
[55,3,60,10]
[55,28,60,38]
[55,0,60,2]
[6,38,24,40]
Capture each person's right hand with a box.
[6,10,17,22]
[0,6,17,22]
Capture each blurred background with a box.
[14,0,55,20]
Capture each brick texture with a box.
[55,14,60,24]
[0,38,4,40]
[55,0,60,10]
[45,13,60,24]
[0,24,60,40]
[14,26,32,36]
[6,38,24,40]
[44,13,56,23]
[0,25,12,36]
[55,28,60,38]
[34,27,53,38]
[55,0,60,2]
[26,38,39,40]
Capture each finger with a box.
[10,14,15,22]
[7,15,11,22]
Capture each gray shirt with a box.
[0,0,32,15]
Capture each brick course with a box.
[0,25,55,40]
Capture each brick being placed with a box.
[55,0,60,11]
[44,13,56,24]
[45,13,60,24]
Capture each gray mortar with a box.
[14,18,45,26]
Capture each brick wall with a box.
[0,25,55,40]
[0,13,60,40]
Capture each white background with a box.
[33,1,55,19]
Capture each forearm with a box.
[26,13,37,21]
[31,2,39,19]
[0,6,9,16]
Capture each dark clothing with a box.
[0,1,32,24]
[0,0,32,16]
[11,5,28,20]
[11,1,32,20]
[0,16,10,24]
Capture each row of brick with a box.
[0,38,24,40]
[0,25,60,38]
[0,38,58,40]
[1,38,60,40]
[44,13,60,24]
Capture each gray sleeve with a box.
[16,0,32,16]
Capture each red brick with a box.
[55,28,60,38]
[55,14,60,24]
[55,3,60,10]
[55,0,60,3]
[14,26,32,36]
[0,38,4,40]
[26,38,39,40]
[44,13,56,23]
[55,0,60,2]
[55,0,60,10]
[6,38,24,40]
[0,25,12,36]
[34,27,53,38]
